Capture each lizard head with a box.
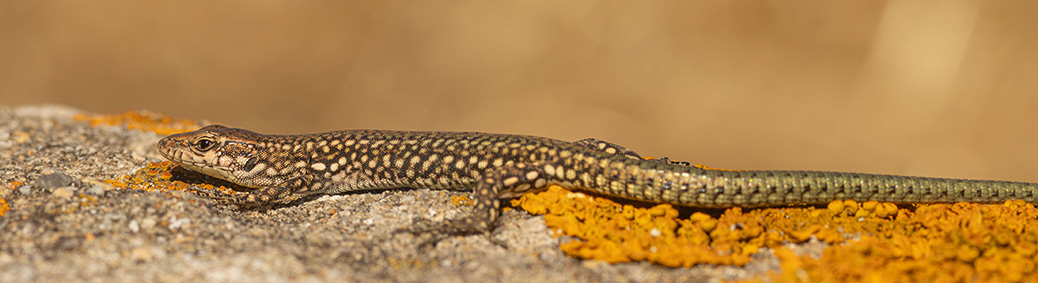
[157,124,262,186]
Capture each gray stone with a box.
[35,172,75,190]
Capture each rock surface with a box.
[0,105,766,282]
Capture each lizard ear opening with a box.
[242,157,260,172]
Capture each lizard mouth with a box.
[157,136,238,182]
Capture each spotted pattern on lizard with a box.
[157,125,1038,232]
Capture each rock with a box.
[82,178,109,196]
[35,172,75,190]
[18,185,31,195]
[52,187,74,198]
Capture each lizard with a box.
[157,125,1038,233]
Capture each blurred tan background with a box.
[3,1,1038,182]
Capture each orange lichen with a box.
[774,200,1038,283]
[451,195,473,206]
[4,181,22,190]
[75,110,200,135]
[1,182,20,217]
[0,198,8,217]
[513,186,1038,282]
[105,161,237,198]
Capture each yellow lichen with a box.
[4,181,22,190]
[0,198,8,217]
[782,200,1038,283]
[75,110,200,135]
[0,182,21,217]
[451,195,473,206]
[513,186,1038,282]
[106,161,237,198]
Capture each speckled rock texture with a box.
[0,105,770,282]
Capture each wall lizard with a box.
[157,125,1038,232]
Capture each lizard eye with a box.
[194,138,216,151]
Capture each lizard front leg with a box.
[411,162,547,235]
